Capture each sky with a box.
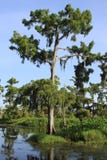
[0,0,107,96]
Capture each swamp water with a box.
[0,127,107,160]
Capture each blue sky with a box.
[0,0,107,91]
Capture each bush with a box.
[75,109,91,119]
[82,117,107,131]
[13,117,47,128]
[83,129,106,144]
[61,117,107,143]
[61,117,83,141]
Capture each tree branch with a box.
[59,54,77,60]
[57,47,69,51]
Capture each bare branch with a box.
[57,47,69,51]
[59,35,65,41]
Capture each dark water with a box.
[0,127,107,160]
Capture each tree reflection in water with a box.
[27,147,67,160]
[1,127,18,160]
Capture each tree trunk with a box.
[51,53,56,85]
[47,105,55,134]
[48,57,56,134]
[47,35,58,135]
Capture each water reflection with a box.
[26,145,107,160]
[1,127,18,160]
[0,127,107,160]
[27,147,67,160]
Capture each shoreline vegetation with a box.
[0,116,107,145]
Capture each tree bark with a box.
[47,105,55,134]
[47,35,59,134]
[48,57,56,134]
[51,52,57,85]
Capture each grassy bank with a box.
[27,134,68,144]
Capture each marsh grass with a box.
[27,134,68,144]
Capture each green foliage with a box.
[4,77,19,107]
[10,32,40,65]
[3,105,19,120]
[99,52,107,86]
[13,117,47,128]
[61,117,83,141]
[27,134,67,144]
[6,77,19,85]
[75,109,91,119]
[2,77,23,121]
[0,84,4,95]
[1,115,107,144]
[10,4,93,74]
[83,129,106,144]
[61,117,107,143]
[14,79,59,112]
[82,117,107,131]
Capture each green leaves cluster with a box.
[10,4,93,70]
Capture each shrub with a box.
[75,109,91,119]
[82,117,107,131]
[61,117,83,141]
[83,129,106,144]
